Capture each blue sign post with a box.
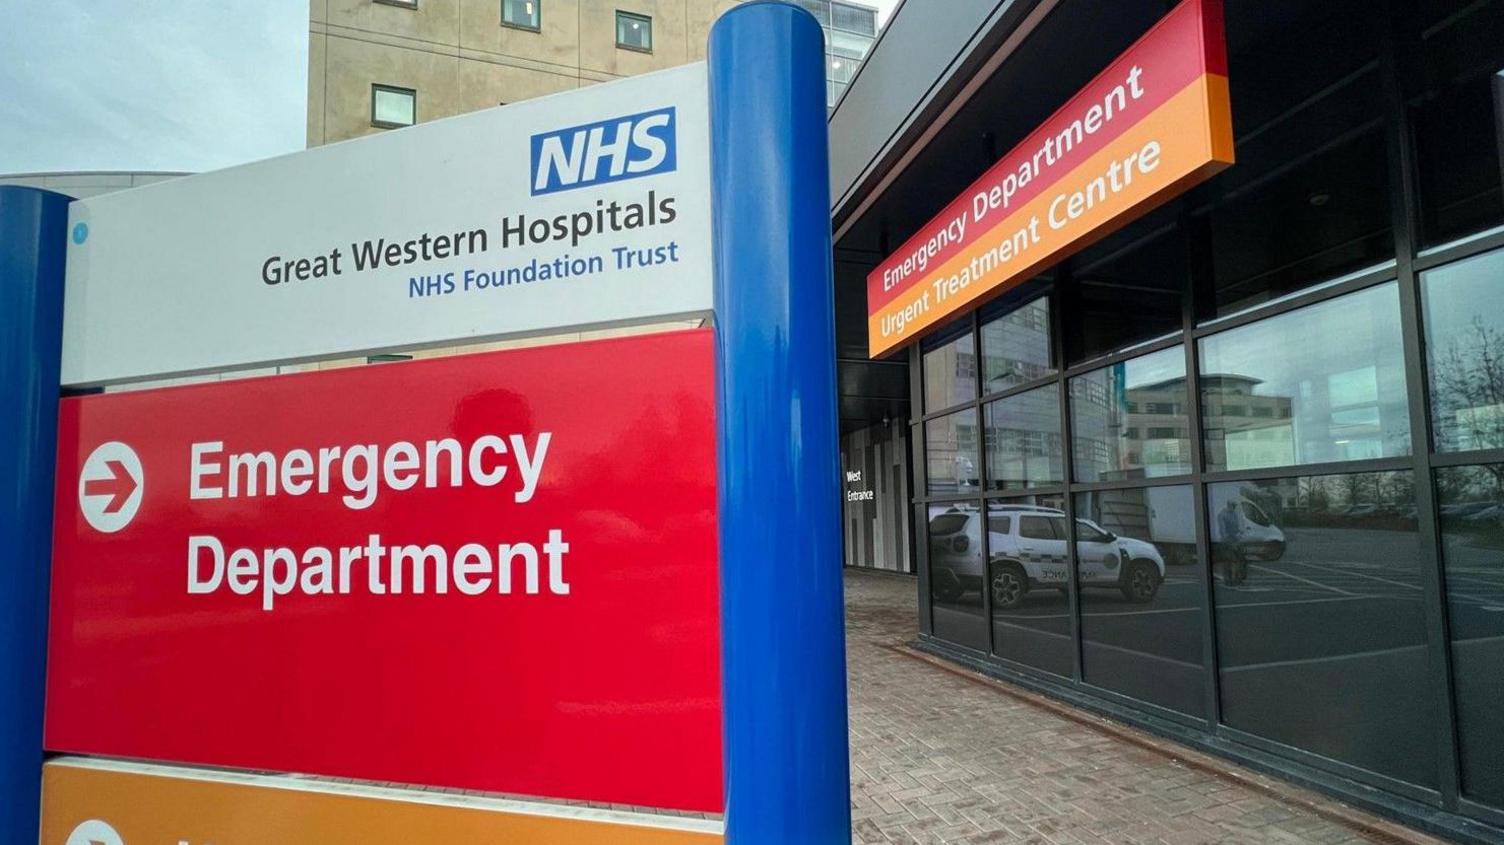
[710,4,852,842]
[0,186,70,844]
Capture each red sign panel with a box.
[45,329,723,814]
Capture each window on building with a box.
[1435,463,1504,809]
[616,11,652,52]
[980,296,1053,395]
[1066,205,1186,364]
[501,0,539,30]
[370,84,416,128]
[987,496,1070,676]
[1071,346,1191,483]
[374,0,418,8]
[1209,472,1437,788]
[832,2,876,35]
[924,408,979,496]
[928,503,987,651]
[1076,485,1206,716]
[1199,283,1411,472]
[983,386,1063,491]
[793,0,830,26]
[922,326,976,413]
[828,28,873,60]
[1194,0,1392,318]
[1423,247,1504,453]
[1406,0,1504,248]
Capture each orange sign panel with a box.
[41,759,723,845]
[865,0,1233,357]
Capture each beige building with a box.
[307,0,744,146]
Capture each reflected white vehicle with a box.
[929,506,1165,608]
[1207,486,1287,561]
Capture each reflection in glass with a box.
[1423,248,1504,453]
[1208,472,1437,788]
[501,0,540,28]
[1436,464,1504,809]
[925,408,979,496]
[1075,486,1206,716]
[985,496,1071,676]
[1199,284,1410,472]
[927,502,988,651]
[981,297,1053,395]
[1067,205,1185,364]
[1205,1,1391,316]
[1071,346,1191,482]
[1408,1,1504,247]
[923,330,976,412]
[983,386,1063,490]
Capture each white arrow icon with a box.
[78,442,144,533]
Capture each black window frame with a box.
[500,0,541,32]
[369,83,416,129]
[614,10,653,54]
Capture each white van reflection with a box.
[929,506,1165,609]
[1207,486,1286,561]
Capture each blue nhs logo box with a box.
[530,107,677,196]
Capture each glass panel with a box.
[616,12,651,50]
[980,297,1053,394]
[1071,345,1191,482]
[829,53,856,84]
[829,29,873,59]
[925,408,979,496]
[983,386,1063,491]
[928,502,988,651]
[372,87,414,126]
[1436,465,1504,809]
[793,0,829,25]
[1075,486,1206,716]
[501,0,539,28]
[1202,0,1391,317]
[1407,0,1504,247]
[831,2,875,34]
[922,328,976,412]
[1209,472,1437,788]
[1199,284,1410,472]
[986,496,1071,676]
[1422,248,1504,452]
[1067,205,1186,363]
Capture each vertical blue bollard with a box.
[0,186,70,842]
[708,3,851,843]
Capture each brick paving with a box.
[843,569,1448,845]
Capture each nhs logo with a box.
[530,107,677,196]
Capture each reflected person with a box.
[1217,499,1247,585]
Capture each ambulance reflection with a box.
[929,505,1167,609]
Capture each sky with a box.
[2,0,309,175]
[1,0,897,177]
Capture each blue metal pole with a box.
[0,186,70,841]
[708,4,851,842]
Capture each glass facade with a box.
[906,0,1504,828]
[791,0,878,107]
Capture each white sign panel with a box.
[62,63,712,386]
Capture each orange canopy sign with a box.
[41,759,723,845]
[865,0,1233,357]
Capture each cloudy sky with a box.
[1,0,898,176]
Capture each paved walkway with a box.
[843,569,1447,845]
